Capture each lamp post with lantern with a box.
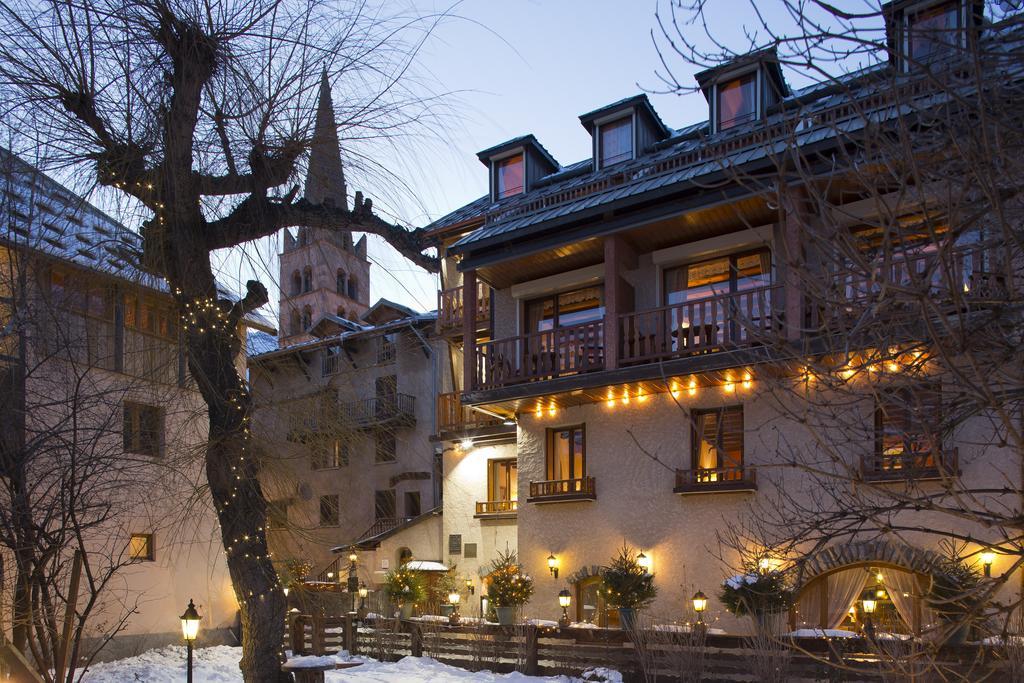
[347,551,359,613]
[692,591,707,635]
[448,590,461,625]
[861,597,877,641]
[180,599,201,683]
[558,589,572,628]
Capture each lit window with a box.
[907,2,962,65]
[129,533,154,561]
[875,384,941,468]
[599,116,633,167]
[488,459,518,503]
[495,153,524,199]
[717,73,757,130]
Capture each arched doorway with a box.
[792,541,943,636]
[568,565,618,628]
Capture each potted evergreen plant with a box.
[720,568,792,633]
[927,550,982,644]
[433,566,460,617]
[599,545,657,630]
[384,565,426,620]
[486,550,534,625]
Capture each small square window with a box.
[123,402,164,457]
[129,533,154,561]
[717,73,757,131]
[319,494,339,526]
[599,116,633,167]
[495,154,524,199]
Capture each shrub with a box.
[600,545,657,610]
[384,565,426,605]
[720,570,792,617]
[486,550,534,607]
[927,552,982,622]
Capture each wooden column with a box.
[462,269,478,392]
[603,235,637,371]
[781,186,808,343]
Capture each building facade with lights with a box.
[0,147,273,658]
[425,0,1022,633]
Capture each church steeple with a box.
[305,69,348,210]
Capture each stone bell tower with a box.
[278,70,371,347]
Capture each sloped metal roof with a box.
[0,147,276,332]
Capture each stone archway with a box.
[792,540,944,635]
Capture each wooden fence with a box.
[288,613,1007,682]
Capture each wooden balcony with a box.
[435,391,505,436]
[438,282,491,336]
[618,285,777,366]
[339,394,415,429]
[474,320,604,390]
[526,476,596,504]
[674,466,757,495]
[861,448,958,482]
[474,499,518,517]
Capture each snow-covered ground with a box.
[77,645,617,682]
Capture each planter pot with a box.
[495,606,515,626]
[618,608,637,631]
[399,603,414,620]
[440,604,454,618]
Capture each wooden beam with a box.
[462,270,477,392]
[603,235,637,371]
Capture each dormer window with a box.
[598,116,633,168]
[906,1,963,65]
[495,153,525,199]
[717,73,757,131]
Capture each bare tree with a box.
[0,1,444,679]
[649,0,1024,676]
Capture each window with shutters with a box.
[375,431,396,463]
[129,533,154,561]
[375,490,396,520]
[448,534,462,555]
[691,406,743,475]
[123,402,164,457]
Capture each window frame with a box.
[874,382,942,460]
[902,0,966,70]
[375,431,397,463]
[123,401,165,457]
[487,457,518,503]
[524,284,606,333]
[128,533,155,562]
[662,247,773,306]
[690,405,744,472]
[596,113,635,168]
[319,494,340,527]
[545,425,586,482]
[713,70,760,133]
[492,151,526,200]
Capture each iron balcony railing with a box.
[339,394,415,429]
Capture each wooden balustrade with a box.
[436,392,503,434]
[861,448,958,481]
[474,320,604,390]
[618,285,777,366]
[438,282,491,334]
[526,476,596,503]
[474,499,518,516]
[674,466,757,494]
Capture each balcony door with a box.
[691,406,744,481]
[487,459,518,512]
[524,286,605,374]
[546,425,585,482]
[663,249,771,350]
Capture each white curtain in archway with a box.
[826,568,869,629]
[886,569,937,636]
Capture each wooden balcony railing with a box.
[475,320,604,390]
[438,282,491,334]
[674,466,757,494]
[861,448,958,482]
[436,391,504,434]
[474,499,518,516]
[619,285,778,366]
[527,476,596,503]
[339,394,415,429]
